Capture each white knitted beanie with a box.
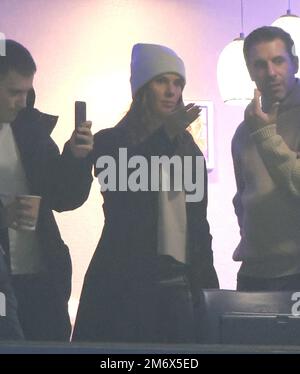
[130,43,186,97]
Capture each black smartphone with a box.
[75,101,86,129]
[75,101,86,144]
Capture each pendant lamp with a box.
[272,0,300,78]
[217,0,255,106]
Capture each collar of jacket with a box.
[11,107,58,135]
[9,108,58,194]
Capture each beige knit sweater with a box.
[232,80,300,278]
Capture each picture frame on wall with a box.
[185,100,214,170]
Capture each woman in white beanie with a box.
[73,43,219,343]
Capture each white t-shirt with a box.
[0,123,43,274]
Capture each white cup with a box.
[15,195,41,231]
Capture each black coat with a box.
[73,112,218,342]
[0,107,93,337]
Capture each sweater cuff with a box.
[250,124,277,143]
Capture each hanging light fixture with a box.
[217,0,255,106]
[272,0,300,78]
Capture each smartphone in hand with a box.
[75,101,86,128]
[75,101,86,144]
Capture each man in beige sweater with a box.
[232,26,300,290]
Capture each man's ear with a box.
[248,69,256,82]
[245,61,255,82]
[293,56,299,75]
[26,88,35,108]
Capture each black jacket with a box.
[0,106,93,336]
[73,112,218,341]
[0,246,24,340]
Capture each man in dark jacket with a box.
[0,39,93,340]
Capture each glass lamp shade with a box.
[217,37,255,106]
[272,14,300,78]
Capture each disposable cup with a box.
[16,195,41,231]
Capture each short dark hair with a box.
[0,39,36,76]
[243,26,296,63]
